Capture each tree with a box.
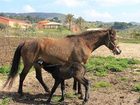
[75,17,85,30]
[0,13,5,16]
[0,23,7,30]
[65,14,74,30]
[112,22,131,30]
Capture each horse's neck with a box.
[83,34,105,51]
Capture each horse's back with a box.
[38,37,75,64]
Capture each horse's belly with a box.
[41,56,68,65]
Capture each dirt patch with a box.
[1,69,140,105]
[93,43,140,60]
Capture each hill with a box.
[0,12,66,22]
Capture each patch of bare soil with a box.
[1,68,140,105]
[93,43,140,60]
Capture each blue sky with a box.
[0,0,140,22]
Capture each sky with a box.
[0,0,140,22]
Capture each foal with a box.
[37,60,90,103]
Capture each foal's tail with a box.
[3,42,25,89]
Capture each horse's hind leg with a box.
[34,64,50,94]
[18,64,32,96]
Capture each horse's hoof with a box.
[18,92,23,97]
[46,90,51,95]
[82,100,88,105]
[78,95,84,100]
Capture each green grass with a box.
[118,77,129,82]
[65,92,77,99]
[86,56,140,76]
[38,28,72,38]
[0,66,10,74]
[52,92,76,102]
[52,95,61,102]
[0,96,11,105]
[119,38,140,44]
[132,83,140,92]
[93,81,111,88]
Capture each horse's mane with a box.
[66,28,109,38]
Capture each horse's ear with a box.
[108,27,115,34]
[110,27,114,31]
[108,28,112,34]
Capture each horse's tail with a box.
[3,42,25,89]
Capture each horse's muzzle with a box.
[113,47,121,55]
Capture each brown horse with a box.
[37,60,89,103]
[3,28,121,96]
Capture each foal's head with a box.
[104,28,121,55]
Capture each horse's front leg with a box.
[34,64,50,94]
[59,80,65,102]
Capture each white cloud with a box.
[55,0,86,7]
[95,0,140,7]
[23,5,35,13]
[83,9,113,22]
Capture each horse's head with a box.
[104,28,121,55]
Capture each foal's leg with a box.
[73,78,77,93]
[47,79,61,103]
[78,82,83,99]
[34,64,50,94]
[82,78,90,102]
[73,78,83,99]
[18,64,32,96]
[75,77,90,103]
[59,80,65,102]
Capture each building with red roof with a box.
[0,16,31,29]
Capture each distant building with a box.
[37,20,62,29]
[0,16,31,29]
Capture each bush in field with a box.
[86,56,140,76]
[0,23,7,30]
